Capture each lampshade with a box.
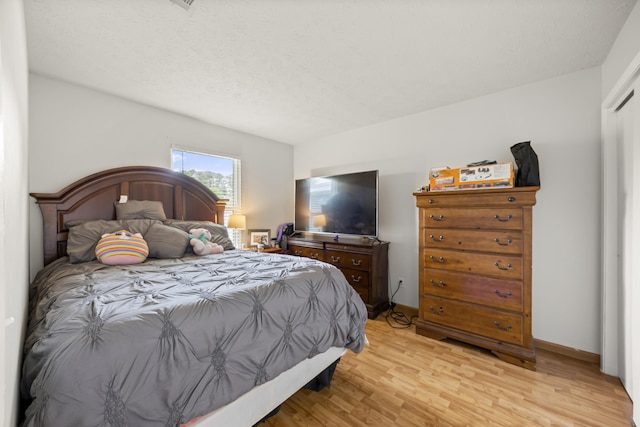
[313,214,327,227]
[228,213,246,229]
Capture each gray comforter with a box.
[21,251,368,427]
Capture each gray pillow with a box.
[163,220,235,251]
[115,200,167,220]
[144,223,190,259]
[66,219,160,263]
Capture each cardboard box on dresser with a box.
[429,162,514,192]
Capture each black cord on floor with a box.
[385,280,418,329]
[385,306,418,329]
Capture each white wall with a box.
[295,67,603,354]
[602,1,640,100]
[28,74,294,277]
[1,1,30,426]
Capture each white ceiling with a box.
[25,0,637,145]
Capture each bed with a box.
[22,166,368,427]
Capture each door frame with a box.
[601,51,640,424]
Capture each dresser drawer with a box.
[422,208,523,230]
[289,245,323,260]
[415,188,537,208]
[421,296,524,345]
[422,228,523,254]
[422,268,523,311]
[325,250,370,270]
[340,267,370,290]
[349,284,369,303]
[424,248,523,280]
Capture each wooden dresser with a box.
[414,187,539,370]
[288,236,389,319]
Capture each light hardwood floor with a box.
[264,314,633,426]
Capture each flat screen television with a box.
[294,170,378,238]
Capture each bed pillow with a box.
[163,220,235,251]
[66,219,160,263]
[144,223,190,258]
[95,230,149,265]
[115,200,167,220]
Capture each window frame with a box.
[171,145,242,247]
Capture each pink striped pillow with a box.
[95,230,149,265]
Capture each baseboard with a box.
[534,338,600,366]
[388,307,601,366]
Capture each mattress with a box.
[185,347,347,426]
[21,250,368,426]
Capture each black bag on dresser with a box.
[510,141,540,187]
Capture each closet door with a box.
[615,92,635,397]
[603,71,640,427]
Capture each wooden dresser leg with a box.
[492,351,536,371]
[415,325,447,341]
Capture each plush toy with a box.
[188,228,224,256]
[95,230,149,265]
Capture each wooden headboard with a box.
[31,166,228,265]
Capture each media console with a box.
[287,236,389,319]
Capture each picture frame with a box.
[248,229,271,247]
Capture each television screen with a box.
[294,170,378,238]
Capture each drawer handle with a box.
[429,255,445,263]
[294,250,303,256]
[428,199,435,204]
[310,253,320,259]
[430,279,446,287]
[508,196,516,202]
[494,262,512,271]
[351,259,362,266]
[429,214,445,221]
[331,255,341,262]
[429,234,445,242]
[494,214,513,222]
[494,238,512,246]
[429,306,444,315]
[494,290,513,298]
[494,321,513,331]
[351,275,362,283]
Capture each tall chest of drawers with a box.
[287,236,389,319]
[414,187,539,370]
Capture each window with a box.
[171,147,242,247]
